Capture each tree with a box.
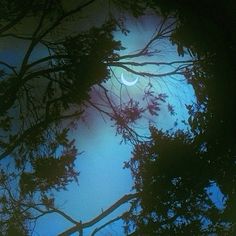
[5,0,233,235]
[58,1,236,234]
[126,127,234,235]
[0,0,198,235]
[122,0,236,235]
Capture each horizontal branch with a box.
[0,4,32,35]
[113,18,177,62]
[26,54,69,70]
[108,63,184,77]
[23,65,69,82]
[0,33,34,41]
[111,59,195,67]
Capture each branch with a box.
[112,18,177,62]
[19,0,52,74]
[59,111,84,121]
[110,59,195,67]
[25,54,70,70]
[90,214,124,236]
[0,2,34,35]
[23,65,69,82]
[86,100,112,118]
[108,62,184,77]
[31,205,78,225]
[0,61,17,75]
[0,108,83,161]
[0,33,34,41]
[58,193,138,236]
[38,0,97,40]
[0,119,48,161]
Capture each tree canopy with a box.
[123,0,236,235]
[0,0,235,235]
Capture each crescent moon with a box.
[121,73,138,86]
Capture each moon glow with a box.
[121,72,138,86]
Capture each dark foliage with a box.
[125,0,236,235]
[0,1,123,234]
[127,127,233,235]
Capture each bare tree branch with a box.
[110,59,196,67]
[0,1,34,35]
[58,193,138,236]
[90,213,124,236]
[38,0,97,41]
[31,205,78,225]
[0,61,17,75]
[19,0,52,75]
[25,54,70,70]
[108,62,185,77]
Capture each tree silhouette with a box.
[125,127,234,235]
[121,0,236,235]
[1,0,229,235]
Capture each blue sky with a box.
[33,12,197,236]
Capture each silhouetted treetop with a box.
[125,126,234,235]
[93,1,236,235]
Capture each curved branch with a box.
[108,62,184,77]
[50,207,79,225]
[0,33,34,41]
[0,2,33,35]
[111,59,195,67]
[38,0,97,40]
[58,193,138,236]
[112,18,177,62]
[91,214,124,236]
[0,61,17,75]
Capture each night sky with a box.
[0,2,226,235]
[32,11,196,236]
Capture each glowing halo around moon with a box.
[121,72,139,86]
